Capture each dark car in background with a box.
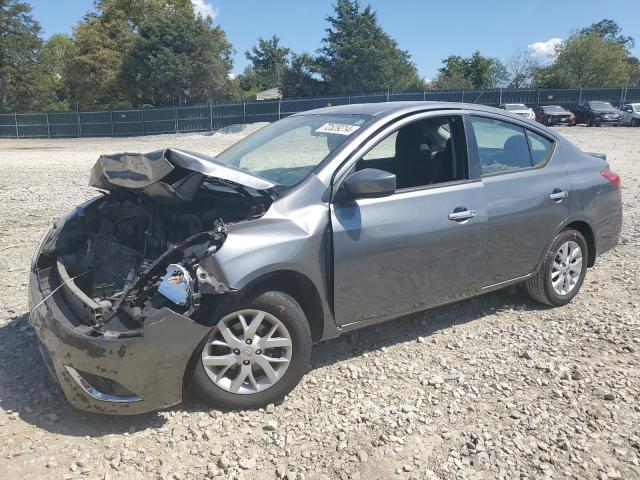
[572,101,622,126]
[534,105,576,126]
[29,102,622,414]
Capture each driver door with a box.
[330,114,488,327]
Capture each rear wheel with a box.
[633,118,640,127]
[193,291,311,409]
[526,229,588,307]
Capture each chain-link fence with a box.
[1,86,639,139]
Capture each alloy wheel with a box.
[550,240,583,296]
[201,309,293,394]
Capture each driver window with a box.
[356,116,468,189]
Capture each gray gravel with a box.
[0,125,639,480]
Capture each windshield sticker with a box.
[315,123,360,136]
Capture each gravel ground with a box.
[0,125,638,480]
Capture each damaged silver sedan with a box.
[29,102,622,414]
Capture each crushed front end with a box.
[28,149,276,414]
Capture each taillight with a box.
[601,170,621,187]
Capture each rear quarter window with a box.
[526,130,554,167]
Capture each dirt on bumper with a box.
[28,270,210,415]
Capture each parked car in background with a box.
[29,102,622,414]
[619,103,640,127]
[534,105,576,126]
[572,101,622,126]
[500,103,535,120]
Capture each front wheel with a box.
[526,229,588,307]
[633,118,640,127]
[192,291,312,410]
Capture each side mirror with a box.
[338,168,396,201]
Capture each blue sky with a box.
[28,0,640,79]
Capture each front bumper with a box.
[28,268,210,415]
[594,117,621,124]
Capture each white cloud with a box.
[528,37,563,62]
[192,0,217,20]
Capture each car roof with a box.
[294,101,516,119]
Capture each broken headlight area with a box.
[34,149,277,334]
[51,199,229,329]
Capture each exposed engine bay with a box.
[39,149,276,331]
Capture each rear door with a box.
[331,112,488,326]
[467,115,570,285]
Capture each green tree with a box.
[578,19,634,51]
[578,19,639,86]
[121,8,233,106]
[39,34,74,110]
[0,0,52,111]
[550,33,632,87]
[434,51,507,89]
[530,64,558,88]
[506,49,539,88]
[243,35,291,91]
[432,56,471,89]
[317,0,420,94]
[65,0,233,108]
[629,57,640,86]
[282,53,325,97]
[64,7,136,108]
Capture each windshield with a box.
[588,101,615,110]
[505,104,528,111]
[215,114,372,186]
[543,106,566,113]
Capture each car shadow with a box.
[308,286,548,371]
[0,287,547,436]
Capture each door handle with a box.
[549,189,569,201]
[448,209,477,222]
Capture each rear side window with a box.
[470,116,532,175]
[527,130,553,166]
[470,116,554,175]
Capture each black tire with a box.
[587,117,594,127]
[192,291,312,410]
[633,119,640,127]
[526,229,588,307]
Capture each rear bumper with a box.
[28,268,210,415]
[595,186,623,258]
[544,116,573,125]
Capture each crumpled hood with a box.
[89,148,276,204]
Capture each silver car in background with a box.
[500,103,536,120]
[620,103,640,127]
[29,102,622,414]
